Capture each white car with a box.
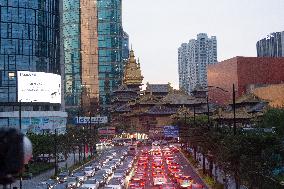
[66,177,80,188]
[81,180,99,189]
[84,166,95,177]
[102,166,113,175]
[153,176,167,186]
[73,172,87,182]
[106,178,123,189]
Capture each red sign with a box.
[98,127,116,135]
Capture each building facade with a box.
[122,31,129,61]
[178,33,217,93]
[257,31,284,57]
[0,0,67,133]
[63,0,99,113]
[97,0,124,110]
[207,57,284,104]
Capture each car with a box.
[53,183,67,189]
[177,176,193,188]
[129,179,145,189]
[191,183,205,189]
[91,162,102,171]
[153,176,167,186]
[73,171,87,182]
[96,170,108,179]
[66,177,80,188]
[105,178,124,189]
[84,166,95,177]
[102,166,113,175]
[90,175,106,186]
[57,172,69,183]
[40,179,58,189]
[81,180,99,189]
[158,183,176,189]
[113,169,126,178]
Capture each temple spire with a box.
[123,49,143,87]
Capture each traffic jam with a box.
[128,143,205,189]
[38,142,206,189]
[38,147,134,189]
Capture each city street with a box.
[128,145,207,189]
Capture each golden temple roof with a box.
[235,93,263,104]
[123,49,143,86]
[252,84,284,108]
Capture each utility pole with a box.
[233,84,236,135]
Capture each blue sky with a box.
[122,0,284,89]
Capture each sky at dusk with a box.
[122,0,284,89]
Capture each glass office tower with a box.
[62,0,81,107]
[97,0,123,110]
[0,0,67,133]
[63,0,99,115]
[0,0,60,103]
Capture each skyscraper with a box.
[0,0,67,133]
[122,31,130,61]
[97,0,124,110]
[178,33,217,93]
[257,31,284,57]
[63,0,99,113]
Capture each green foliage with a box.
[258,108,284,136]
[22,162,53,178]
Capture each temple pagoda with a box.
[111,49,143,111]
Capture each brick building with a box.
[207,57,284,104]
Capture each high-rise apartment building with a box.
[0,0,67,133]
[257,31,284,57]
[97,0,124,110]
[178,33,217,93]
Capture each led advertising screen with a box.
[17,71,61,103]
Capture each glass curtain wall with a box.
[97,0,123,109]
[62,0,81,107]
[0,0,60,104]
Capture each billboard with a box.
[17,71,61,103]
[98,127,116,135]
[75,116,108,124]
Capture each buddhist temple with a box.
[110,51,214,137]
